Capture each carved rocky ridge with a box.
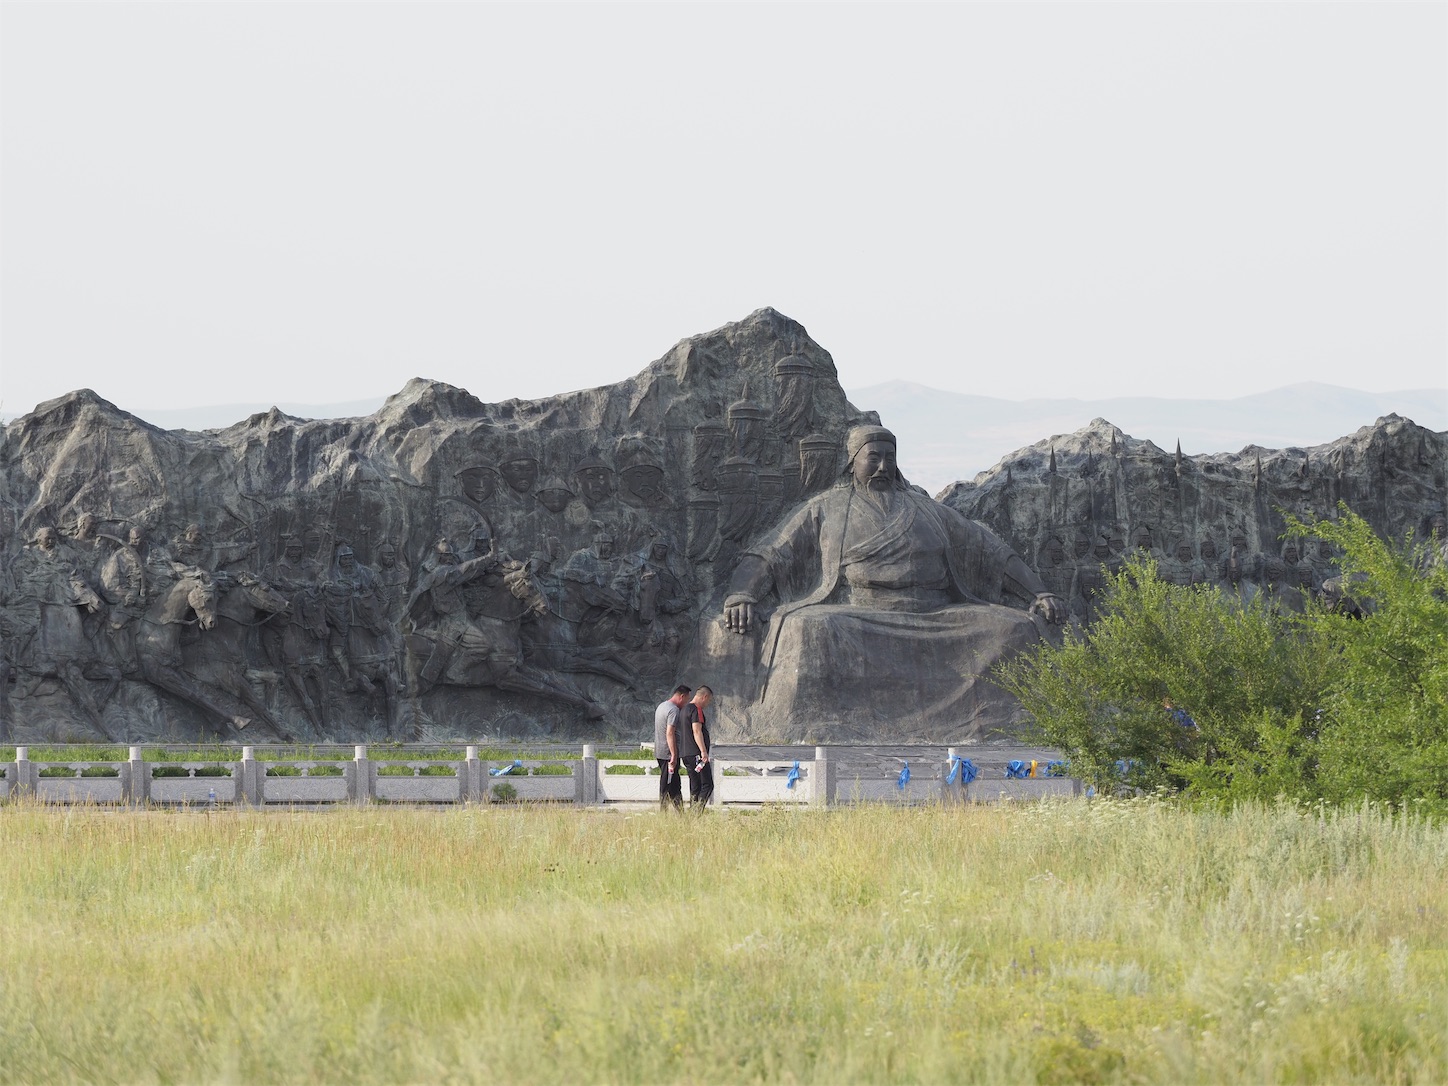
[1,305,1443,746]
[0,308,876,742]
[940,414,1448,626]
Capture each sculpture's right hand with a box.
[724,601,753,633]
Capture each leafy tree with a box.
[996,510,1448,813]
[1288,513,1448,809]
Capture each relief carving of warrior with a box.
[691,419,730,492]
[772,354,816,444]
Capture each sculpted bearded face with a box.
[284,538,303,562]
[1200,539,1217,562]
[35,527,58,551]
[377,544,397,569]
[76,513,98,540]
[1175,540,1193,562]
[851,440,897,491]
[185,523,203,545]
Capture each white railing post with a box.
[811,746,832,807]
[238,746,262,806]
[125,745,149,806]
[940,746,957,805]
[349,744,373,805]
[12,746,34,798]
[464,745,483,803]
[575,744,599,805]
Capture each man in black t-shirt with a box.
[679,686,714,808]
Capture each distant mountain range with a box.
[850,381,1448,496]
[3,381,1443,500]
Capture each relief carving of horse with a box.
[132,573,264,738]
[406,558,605,720]
[181,573,295,741]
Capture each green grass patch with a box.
[262,764,345,778]
[377,764,459,777]
[151,765,233,779]
[1,798,1444,1083]
[37,765,121,778]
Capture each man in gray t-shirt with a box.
[653,685,691,810]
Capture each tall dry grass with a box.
[0,798,1443,1084]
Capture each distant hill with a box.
[850,381,1448,496]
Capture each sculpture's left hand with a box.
[1029,592,1067,624]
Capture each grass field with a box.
[0,799,1443,1084]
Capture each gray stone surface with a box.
[1,308,1443,745]
[694,423,1066,744]
[938,416,1448,631]
[0,309,870,743]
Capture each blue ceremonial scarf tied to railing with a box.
[786,761,801,790]
[1005,760,1032,779]
[1168,707,1198,730]
[946,756,978,785]
[489,759,523,777]
[897,762,911,790]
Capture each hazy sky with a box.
[3,2,1444,418]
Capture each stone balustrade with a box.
[0,744,1080,808]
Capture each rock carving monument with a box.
[0,307,1444,745]
[691,424,1066,743]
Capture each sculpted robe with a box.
[702,482,1053,743]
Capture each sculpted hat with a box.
[846,425,896,462]
[773,354,814,377]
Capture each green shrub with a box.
[490,782,518,802]
[997,509,1448,813]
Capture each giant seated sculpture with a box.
[690,425,1066,744]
